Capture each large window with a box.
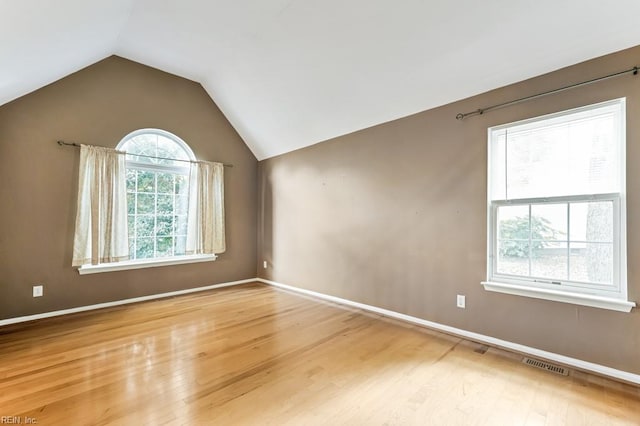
[118,129,195,260]
[74,128,225,275]
[483,99,633,311]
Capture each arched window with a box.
[117,129,195,260]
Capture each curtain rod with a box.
[455,65,638,120]
[57,141,233,168]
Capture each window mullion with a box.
[153,172,158,258]
[172,174,176,257]
[133,169,138,260]
[528,204,532,277]
[504,128,508,201]
[566,202,571,282]
[492,204,496,280]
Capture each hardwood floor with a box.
[0,282,638,425]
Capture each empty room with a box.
[1,1,640,424]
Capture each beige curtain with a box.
[72,145,129,266]
[186,161,226,255]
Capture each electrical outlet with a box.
[456,294,465,309]
[33,285,44,298]
[263,261,268,269]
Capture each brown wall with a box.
[0,56,258,320]
[258,46,640,374]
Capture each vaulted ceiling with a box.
[2,1,640,159]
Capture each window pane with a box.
[175,174,189,195]
[176,195,189,215]
[491,102,621,200]
[126,169,137,192]
[156,215,173,236]
[157,135,189,166]
[131,134,156,153]
[494,200,616,285]
[175,235,187,255]
[157,173,174,194]
[531,204,567,241]
[136,216,154,237]
[136,237,154,259]
[567,114,619,196]
[570,202,613,243]
[497,205,529,240]
[506,126,569,200]
[124,134,157,164]
[137,193,156,214]
[491,131,507,200]
[157,194,174,214]
[156,237,173,257]
[497,240,529,275]
[127,214,135,236]
[174,215,188,235]
[531,242,567,280]
[570,243,613,284]
[137,171,155,193]
[127,194,135,214]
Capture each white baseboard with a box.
[257,278,640,386]
[4,276,638,386]
[0,278,256,327]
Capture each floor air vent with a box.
[522,357,569,376]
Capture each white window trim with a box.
[483,98,635,312]
[481,281,635,312]
[78,254,217,275]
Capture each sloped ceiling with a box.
[2,1,640,159]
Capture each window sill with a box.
[481,281,636,313]
[77,254,217,275]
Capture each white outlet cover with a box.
[457,295,465,308]
[33,285,43,297]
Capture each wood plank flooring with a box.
[0,282,638,425]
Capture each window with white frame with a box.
[484,98,632,310]
[118,129,195,260]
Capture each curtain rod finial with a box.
[455,113,464,120]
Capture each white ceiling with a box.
[2,1,640,160]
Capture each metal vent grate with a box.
[523,357,569,376]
